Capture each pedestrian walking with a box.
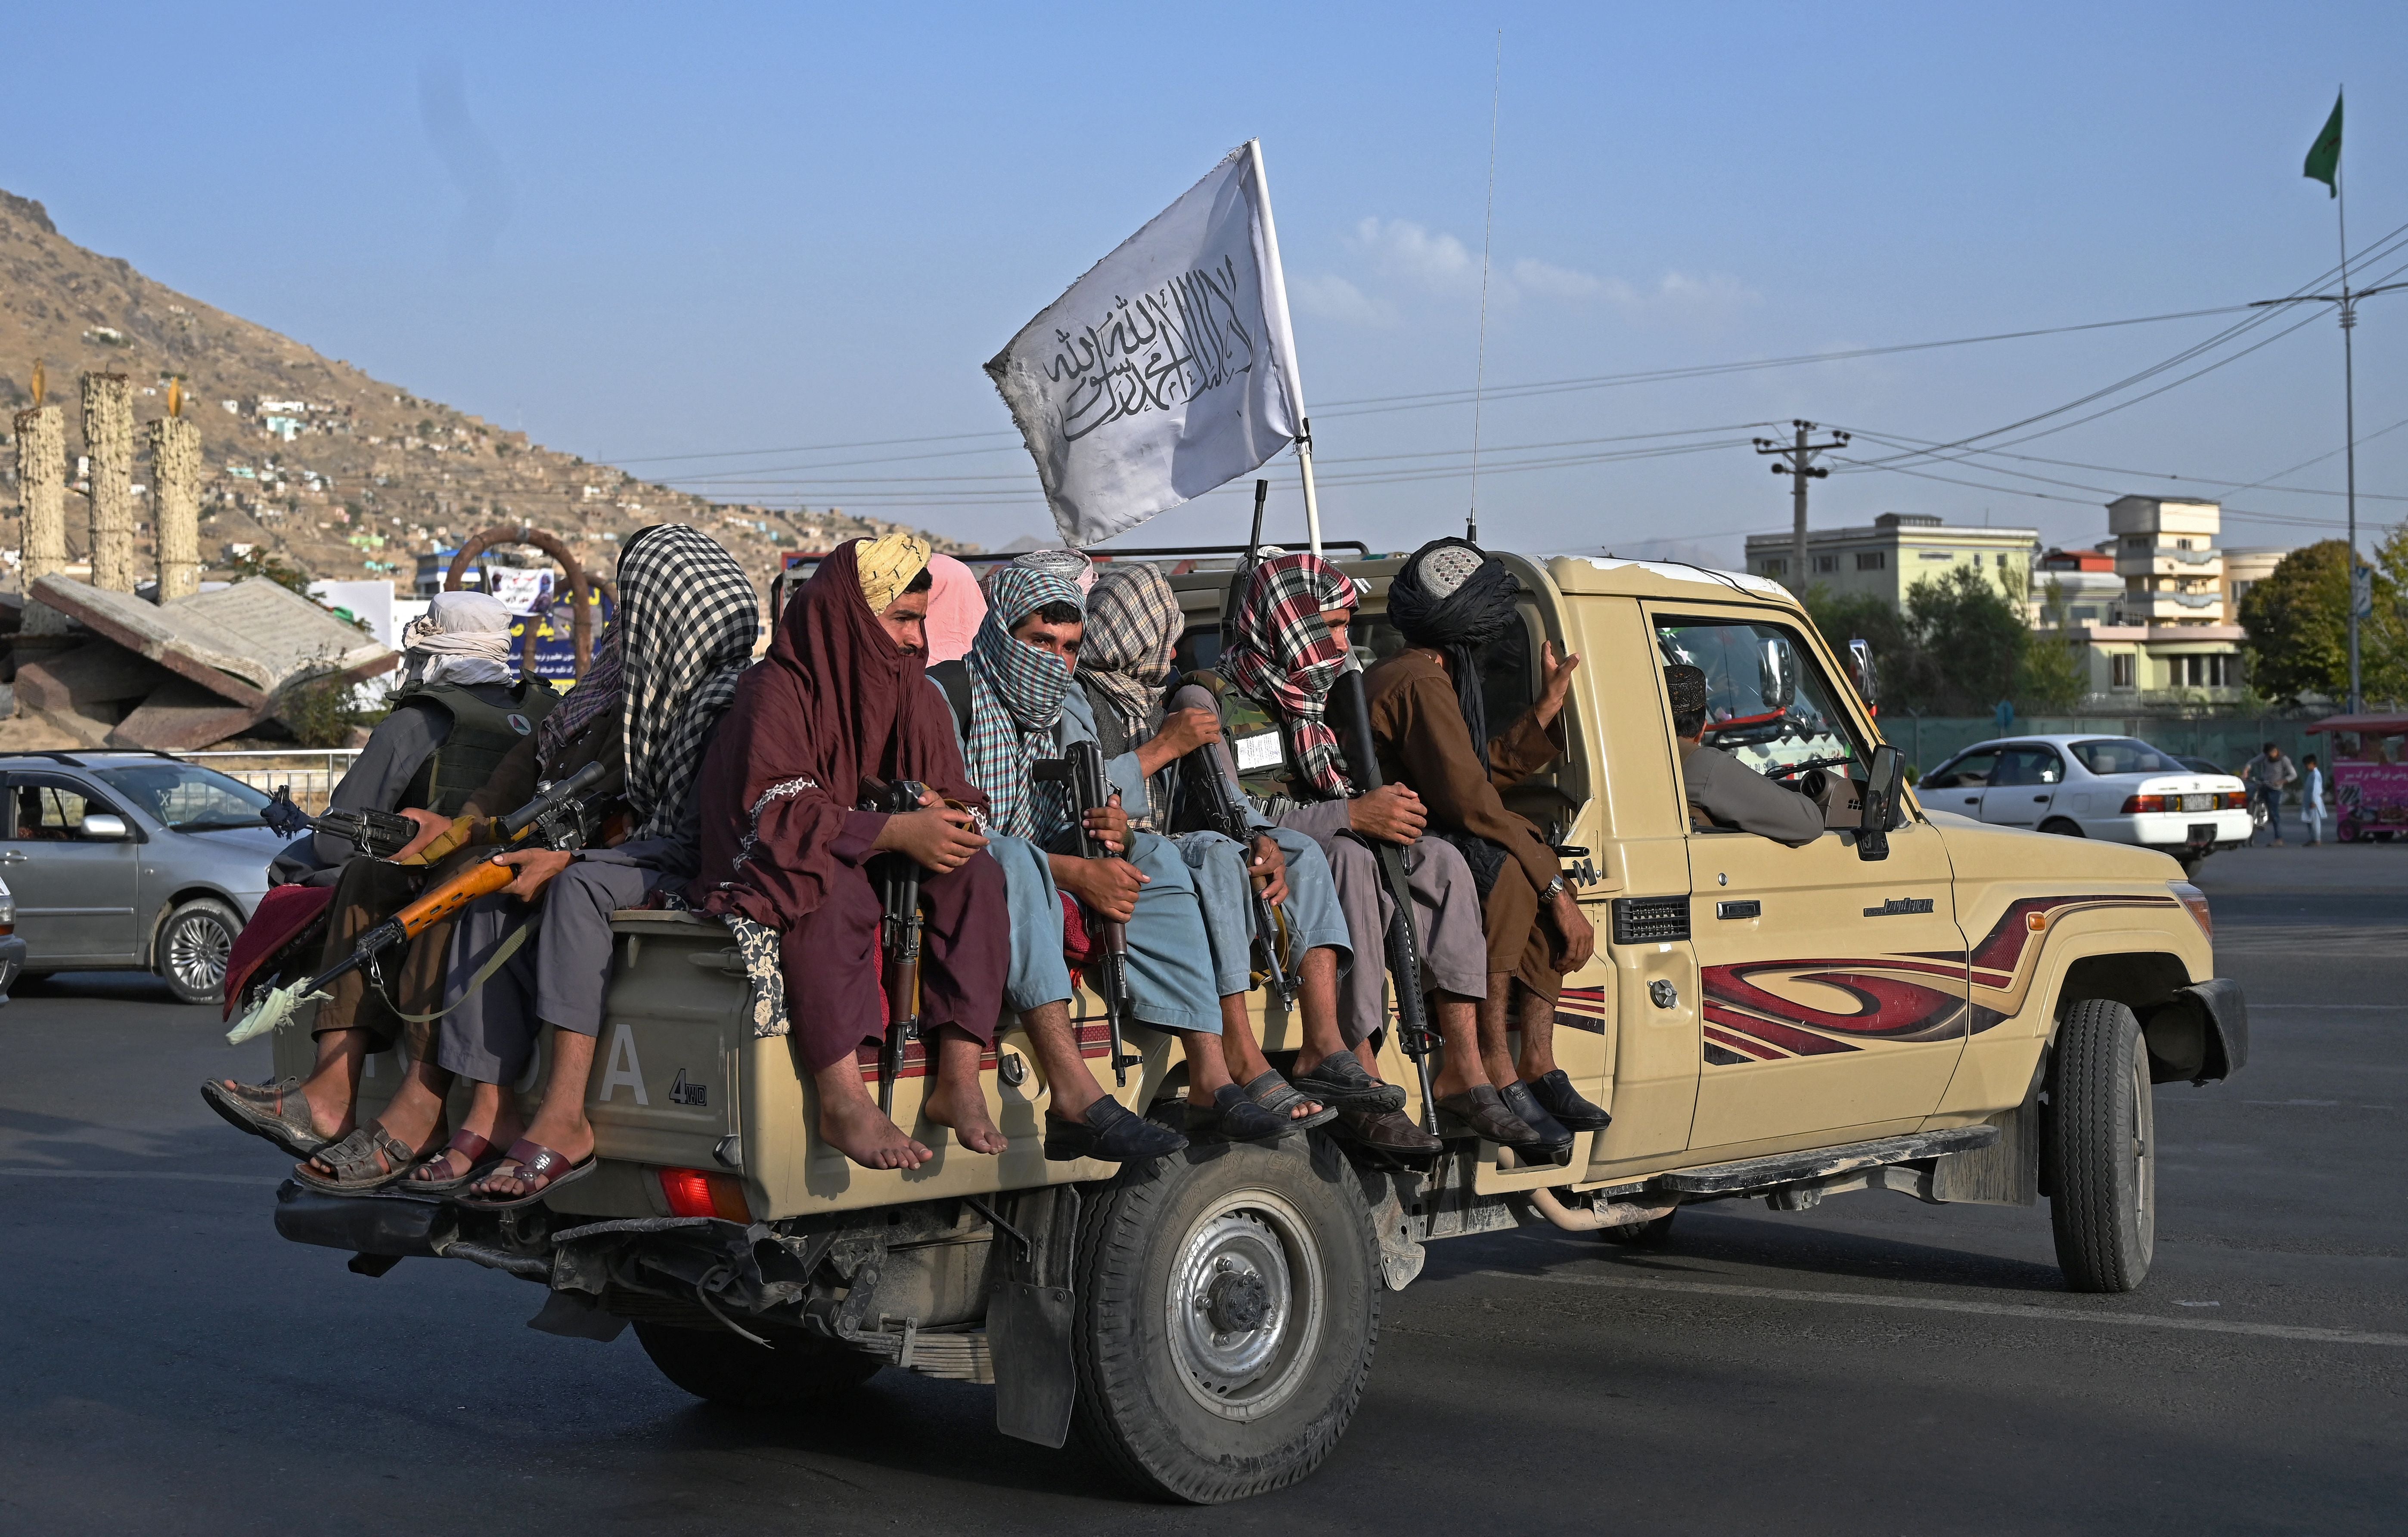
[2302,753,2326,846]
[2244,741,2297,847]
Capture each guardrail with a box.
[179,748,362,814]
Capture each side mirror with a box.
[1857,745,1904,862]
[80,812,130,841]
[1848,637,1878,708]
[1760,637,1798,712]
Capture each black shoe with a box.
[1334,1107,1443,1158]
[1291,1048,1408,1114]
[1044,1098,1188,1162]
[1434,1084,1538,1146]
[1186,1083,1293,1143]
[1528,1068,1612,1132]
[1497,1080,1576,1161]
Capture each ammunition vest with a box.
[394,677,560,815]
[1177,670,1305,815]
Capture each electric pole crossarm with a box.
[1753,420,1849,592]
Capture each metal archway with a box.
[444,524,596,678]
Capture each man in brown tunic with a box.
[1363,538,1607,1154]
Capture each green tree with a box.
[1905,565,2029,714]
[2016,578,2091,712]
[2234,538,2408,705]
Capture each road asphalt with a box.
[1,848,2400,1534]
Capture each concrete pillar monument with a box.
[81,370,136,593]
[149,412,202,602]
[12,401,69,635]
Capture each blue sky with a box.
[7,2,2404,564]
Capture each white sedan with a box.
[1916,734,2252,863]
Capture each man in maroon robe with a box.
[695,536,1011,1170]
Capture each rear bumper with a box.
[2110,810,2254,847]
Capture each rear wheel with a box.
[157,898,239,1006]
[2046,999,2156,1293]
[1073,1134,1378,1503]
[2039,817,2084,838]
[633,1320,881,1409]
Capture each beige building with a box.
[2029,497,2265,707]
[1744,512,2037,605]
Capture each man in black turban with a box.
[1361,537,1603,1158]
[1666,663,1828,845]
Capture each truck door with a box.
[1651,612,1970,1153]
[1978,743,2065,828]
[1,772,143,964]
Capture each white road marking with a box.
[1477,1269,2408,1348]
[0,1167,282,1187]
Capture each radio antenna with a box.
[1467,31,1502,544]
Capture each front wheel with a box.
[157,898,240,1006]
[634,1320,881,1409]
[1073,1135,1379,1503]
[2046,999,2156,1292]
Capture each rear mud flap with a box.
[988,1186,1080,1449]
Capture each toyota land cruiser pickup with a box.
[266,552,2246,1504]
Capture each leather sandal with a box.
[1528,1068,1612,1132]
[292,1123,420,1194]
[1498,1080,1576,1161]
[1334,1107,1443,1158]
[1289,1049,1408,1115]
[1186,1084,1291,1143]
[1245,1072,1336,1132]
[405,1130,503,1194]
[1043,1098,1188,1162]
[1435,1084,1539,1147]
[455,1139,595,1210]
[201,1076,329,1159]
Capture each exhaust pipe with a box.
[1525,1185,1679,1233]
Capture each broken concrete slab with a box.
[109,677,271,752]
[29,575,395,706]
[14,640,175,716]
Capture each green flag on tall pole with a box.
[2305,91,2343,196]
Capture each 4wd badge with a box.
[668,1068,708,1108]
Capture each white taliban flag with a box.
[986,140,1306,548]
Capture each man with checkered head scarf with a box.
[930,553,1319,1153]
[277,525,764,1202]
[1075,562,1362,1138]
[1359,536,1611,1158]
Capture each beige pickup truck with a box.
[271,552,2246,1504]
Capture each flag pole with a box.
[2338,102,2362,714]
[1246,137,1323,557]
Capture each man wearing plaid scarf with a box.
[943,555,1326,1148]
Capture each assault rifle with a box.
[226,761,611,1044]
[873,779,929,1115]
[259,786,420,860]
[1329,668,1440,1134]
[1178,742,1297,1010]
[1033,742,1141,1087]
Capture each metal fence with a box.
[179,749,362,813]
[1881,714,2323,789]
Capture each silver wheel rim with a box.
[1166,1189,1325,1422]
[168,913,230,995]
[2130,1051,2154,1226]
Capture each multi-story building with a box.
[2030,497,2257,706]
[1744,512,2037,605]
[2222,546,2286,616]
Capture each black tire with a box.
[2045,998,2156,1293]
[2039,817,2085,838]
[1597,1209,1678,1248]
[157,898,240,1006]
[633,1320,881,1409]
[1072,1134,1379,1504]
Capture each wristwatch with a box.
[1539,875,1566,903]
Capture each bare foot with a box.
[819,1093,933,1171]
[924,1074,1009,1155]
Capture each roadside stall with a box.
[2306,712,2408,842]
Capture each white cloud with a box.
[1351,217,1480,291]
[1510,257,1604,301]
[1288,273,1396,328]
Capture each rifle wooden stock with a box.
[1330,669,1441,1133]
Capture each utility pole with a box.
[1753,420,1849,593]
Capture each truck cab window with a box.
[1655,618,1865,780]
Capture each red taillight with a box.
[659,1167,752,1221]
[2123,794,2168,814]
[2169,882,2211,939]
[0,922,14,935]
[2219,791,2249,809]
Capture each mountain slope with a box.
[0,188,964,596]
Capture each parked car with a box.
[0,751,289,1003]
[1918,734,2251,868]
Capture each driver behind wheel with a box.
[1667,663,1827,846]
